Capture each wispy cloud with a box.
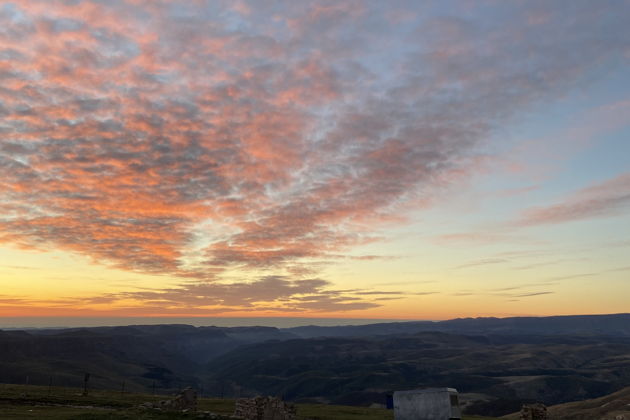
[434,232,517,246]
[513,259,583,270]
[548,273,597,281]
[455,258,509,269]
[448,281,558,300]
[513,173,630,227]
[512,291,554,298]
[435,171,630,248]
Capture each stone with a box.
[142,387,198,412]
[233,396,297,420]
[520,403,548,420]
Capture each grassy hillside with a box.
[0,383,497,419]
[204,332,630,415]
[502,386,630,420]
[4,323,630,417]
[0,325,293,394]
[0,328,201,392]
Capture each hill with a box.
[204,332,630,416]
[0,383,496,420]
[3,314,630,416]
[286,313,630,338]
[0,325,294,393]
[502,386,630,420]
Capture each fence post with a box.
[82,373,90,396]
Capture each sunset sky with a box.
[0,0,629,321]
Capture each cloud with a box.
[0,297,27,304]
[433,232,535,246]
[372,280,437,286]
[88,275,382,312]
[455,258,509,269]
[514,173,630,227]
[449,282,557,300]
[513,259,583,270]
[351,291,407,296]
[512,291,553,298]
[489,282,557,293]
[436,172,630,247]
[0,1,628,310]
[0,264,41,270]
[548,273,596,281]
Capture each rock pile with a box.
[141,387,197,412]
[233,396,297,420]
[520,403,548,420]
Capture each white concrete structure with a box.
[393,387,461,420]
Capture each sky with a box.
[0,0,629,321]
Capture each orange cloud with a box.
[0,0,628,313]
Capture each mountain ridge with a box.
[284,313,630,338]
[2,313,630,416]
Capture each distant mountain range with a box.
[1,313,629,416]
[284,313,630,338]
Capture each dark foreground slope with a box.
[0,325,294,392]
[205,332,630,416]
[545,386,630,420]
[0,383,409,420]
[502,386,630,420]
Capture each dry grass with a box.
[0,383,498,419]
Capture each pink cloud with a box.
[514,173,630,226]
[0,1,628,311]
